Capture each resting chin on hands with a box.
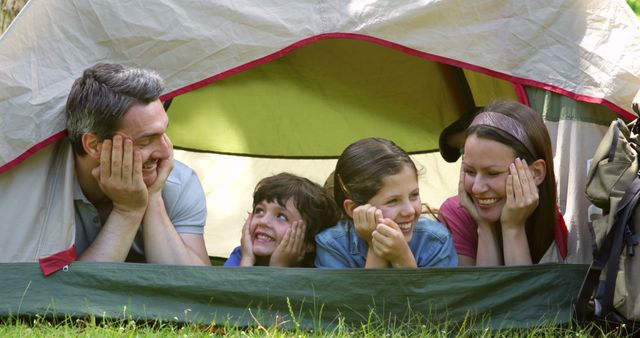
[371,218,416,268]
[92,135,148,217]
[353,205,382,244]
[500,158,538,231]
[79,135,148,262]
[239,213,256,266]
[457,169,488,229]
[269,220,307,267]
[146,134,174,203]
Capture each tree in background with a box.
[1,0,26,33]
[629,0,640,17]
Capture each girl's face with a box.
[367,165,421,241]
[461,134,516,223]
[250,198,303,257]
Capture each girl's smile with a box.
[366,165,421,241]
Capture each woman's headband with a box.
[469,111,537,158]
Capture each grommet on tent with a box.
[38,246,77,277]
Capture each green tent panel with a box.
[2,262,587,329]
[167,38,520,157]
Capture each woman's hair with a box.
[333,138,417,216]
[465,100,556,263]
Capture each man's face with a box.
[115,99,171,187]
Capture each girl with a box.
[314,137,458,268]
[439,101,568,266]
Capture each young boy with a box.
[224,172,340,267]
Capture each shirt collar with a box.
[73,172,90,204]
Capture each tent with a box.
[1,0,640,329]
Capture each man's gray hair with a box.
[65,63,165,155]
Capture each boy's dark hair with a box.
[253,172,340,247]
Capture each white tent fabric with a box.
[2,0,639,169]
[0,140,75,261]
[1,0,640,261]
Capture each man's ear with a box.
[82,133,101,159]
[529,159,546,186]
[343,199,357,218]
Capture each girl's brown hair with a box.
[333,138,418,216]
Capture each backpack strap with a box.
[607,121,620,163]
[600,178,640,319]
[575,177,640,322]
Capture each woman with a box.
[439,101,567,266]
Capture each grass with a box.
[1,312,637,337]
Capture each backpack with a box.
[576,116,640,327]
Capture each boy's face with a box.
[250,198,303,257]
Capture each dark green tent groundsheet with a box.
[2,263,587,329]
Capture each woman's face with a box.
[461,134,516,223]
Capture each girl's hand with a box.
[270,220,307,267]
[353,205,383,243]
[371,218,417,268]
[500,158,538,230]
[239,213,256,266]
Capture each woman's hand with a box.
[353,204,383,243]
[500,158,538,230]
[371,218,417,268]
[457,169,484,225]
[270,220,307,267]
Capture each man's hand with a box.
[91,135,147,214]
[147,134,174,197]
[269,220,307,267]
[353,205,383,244]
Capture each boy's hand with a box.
[91,135,148,215]
[239,213,256,266]
[371,218,417,268]
[269,220,306,267]
[501,158,538,230]
[353,205,383,244]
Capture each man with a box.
[65,63,210,265]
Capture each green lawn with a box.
[1,314,636,337]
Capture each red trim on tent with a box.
[555,208,569,259]
[161,32,634,121]
[38,245,77,277]
[3,33,635,172]
[513,83,531,106]
[0,130,68,175]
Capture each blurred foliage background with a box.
[629,0,640,16]
[1,0,26,33]
[1,1,639,36]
